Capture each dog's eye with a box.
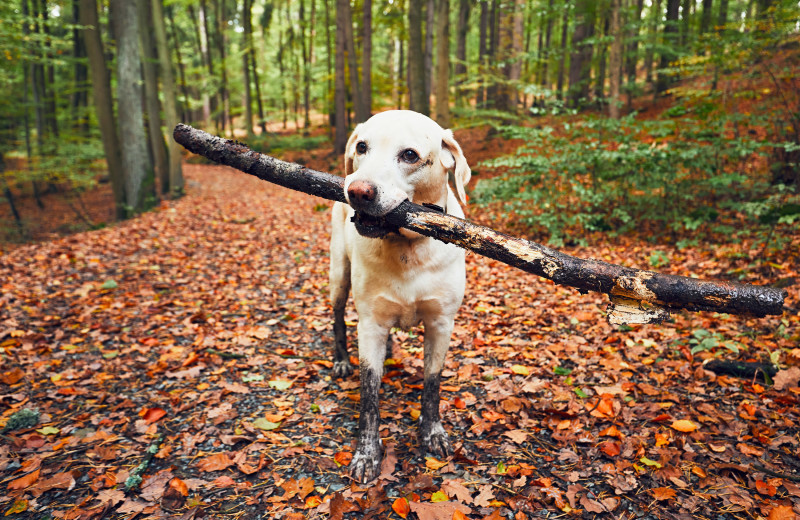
[400,149,419,164]
[356,141,368,155]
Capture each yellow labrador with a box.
[329,110,471,483]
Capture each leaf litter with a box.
[0,161,798,519]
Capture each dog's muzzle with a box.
[346,179,406,238]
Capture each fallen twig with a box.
[173,124,787,324]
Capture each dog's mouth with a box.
[351,211,399,238]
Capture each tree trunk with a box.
[166,6,191,123]
[341,0,364,122]
[680,0,692,49]
[79,0,126,219]
[454,0,471,104]
[645,0,662,85]
[556,1,569,100]
[425,0,435,102]
[174,123,788,321]
[700,0,713,34]
[540,0,555,89]
[242,0,254,138]
[361,0,372,120]
[40,0,58,139]
[110,0,153,213]
[198,1,214,126]
[215,0,230,137]
[409,0,429,114]
[609,0,623,118]
[324,0,334,129]
[717,0,728,28]
[495,0,524,113]
[71,0,89,134]
[567,0,595,108]
[476,0,488,107]
[434,0,450,126]
[625,0,644,109]
[138,0,169,199]
[657,0,680,94]
[595,12,609,106]
[153,0,184,197]
[334,0,348,154]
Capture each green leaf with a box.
[496,461,507,474]
[252,418,281,430]
[100,279,118,290]
[574,387,588,399]
[640,456,662,468]
[554,366,572,376]
[36,426,60,435]
[268,379,292,390]
[242,373,264,383]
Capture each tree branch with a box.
[173,124,786,323]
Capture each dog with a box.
[329,110,471,483]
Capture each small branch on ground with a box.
[173,124,787,324]
[125,434,163,492]
[703,360,778,380]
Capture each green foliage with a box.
[472,106,792,245]
[685,328,743,356]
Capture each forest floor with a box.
[1,121,800,520]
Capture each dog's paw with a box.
[349,442,383,484]
[332,360,354,378]
[420,421,451,458]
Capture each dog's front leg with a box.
[350,321,388,483]
[419,317,454,457]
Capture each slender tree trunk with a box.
[215,0,230,136]
[644,0,661,85]
[434,0,450,126]
[556,1,569,100]
[71,0,89,133]
[454,0,471,104]
[166,6,191,123]
[680,0,692,49]
[477,0,488,106]
[425,0,435,101]
[700,0,713,34]
[361,0,372,120]
[341,0,364,122]
[595,12,609,105]
[334,0,348,154]
[79,0,125,218]
[568,0,595,108]
[717,0,728,28]
[495,0,523,113]
[242,0,254,137]
[625,0,644,109]
[657,0,680,94]
[110,0,153,213]
[138,0,169,199]
[153,0,184,196]
[40,0,58,139]
[397,38,405,109]
[324,0,334,129]
[541,0,554,89]
[409,0,429,114]
[198,1,214,126]
[609,0,623,118]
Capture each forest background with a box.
[0,0,798,247]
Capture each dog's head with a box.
[343,110,471,238]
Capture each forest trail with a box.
[1,161,799,519]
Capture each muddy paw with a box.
[333,360,354,378]
[349,443,383,484]
[420,422,451,458]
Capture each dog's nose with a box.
[347,180,377,209]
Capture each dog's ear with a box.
[344,124,363,176]
[441,129,471,205]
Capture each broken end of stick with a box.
[607,296,671,326]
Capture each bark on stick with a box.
[173,124,787,323]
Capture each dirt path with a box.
[1,162,798,519]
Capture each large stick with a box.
[173,124,786,323]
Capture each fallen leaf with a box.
[651,487,676,501]
[7,469,40,491]
[768,505,797,520]
[425,457,449,470]
[774,367,800,391]
[3,499,28,515]
[431,490,449,502]
[143,407,167,424]
[196,452,233,472]
[333,451,352,467]
[392,497,410,519]
[670,419,699,432]
[409,501,471,520]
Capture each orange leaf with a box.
[392,497,410,519]
[755,480,777,496]
[768,505,796,520]
[7,469,40,491]
[453,511,469,520]
[650,487,676,501]
[169,477,189,496]
[333,451,352,467]
[599,441,620,457]
[0,368,25,385]
[212,475,236,488]
[142,407,167,424]
[305,496,323,509]
[599,425,623,439]
[453,397,467,409]
[196,452,233,472]
[425,457,448,470]
[670,420,699,433]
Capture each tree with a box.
[657,0,680,94]
[110,0,153,213]
[361,0,372,120]
[434,0,450,126]
[408,0,429,114]
[567,0,595,108]
[556,1,569,100]
[153,0,184,197]
[334,0,347,153]
[79,0,125,219]
[608,0,623,118]
[454,0,472,104]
